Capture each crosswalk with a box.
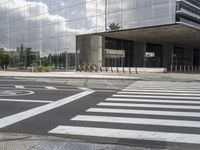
[49,81,200,147]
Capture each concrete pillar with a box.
[163,44,173,70]
[76,35,103,66]
[134,41,146,67]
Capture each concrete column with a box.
[76,35,103,66]
[134,41,145,67]
[163,44,173,70]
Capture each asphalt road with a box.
[0,76,200,150]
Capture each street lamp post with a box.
[66,48,68,72]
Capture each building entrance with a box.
[145,43,163,68]
[193,49,200,67]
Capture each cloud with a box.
[0,0,89,55]
[0,0,107,55]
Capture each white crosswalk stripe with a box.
[49,126,200,144]
[113,94,200,100]
[86,108,200,117]
[49,81,200,146]
[45,86,57,90]
[118,91,200,96]
[15,85,24,89]
[106,98,200,104]
[122,89,200,93]
[98,102,200,110]
[72,115,200,128]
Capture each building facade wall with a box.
[0,0,176,68]
[0,0,199,70]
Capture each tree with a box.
[25,47,37,67]
[0,47,10,69]
[108,23,121,31]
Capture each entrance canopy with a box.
[99,24,200,49]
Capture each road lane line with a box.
[72,115,200,128]
[113,94,200,100]
[98,102,200,110]
[87,108,200,117]
[78,87,93,91]
[118,91,200,96]
[15,85,24,89]
[106,98,200,104]
[49,126,200,144]
[0,90,94,128]
[45,86,57,90]
[0,98,53,103]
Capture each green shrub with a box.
[35,65,43,72]
[7,67,18,71]
[35,65,50,72]
[43,66,50,72]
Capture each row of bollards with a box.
[99,67,138,74]
[170,65,200,72]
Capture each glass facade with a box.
[0,0,176,70]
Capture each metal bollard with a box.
[129,67,131,74]
[184,65,186,72]
[170,65,173,72]
[188,65,190,72]
[135,68,138,74]
[191,66,194,72]
[195,66,197,72]
[123,67,125,73]
[100,66,102,72]
[175,65,177,72]
[111,67,113,73]
[179,65,182,72]
[117,67,119,73]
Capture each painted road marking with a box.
[87,108,200,117]
[106,98,200,104]
[0,90,34,96]
[118,91,200,96]
[49,126,200,144]
[15,85,24,89]
[113,94,200,100]
[72,115,200,128]
[78,87,93,91]
[0,90,94,128]
[45,86,57,90]
[0,98,53,103]
[98,102,200,110]
[122,89,200,93]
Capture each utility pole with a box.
[66,48,68,72]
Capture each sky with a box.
[0,0,102,55]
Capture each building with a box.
[0,0,199,70]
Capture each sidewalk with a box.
[0,71,200,81]
[0,71,139,80]
[0,133,155,150]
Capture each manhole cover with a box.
[0,90,34,96]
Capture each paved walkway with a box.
[0,71,138,80]
[0,133,153,150]
[0,71,200,81]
